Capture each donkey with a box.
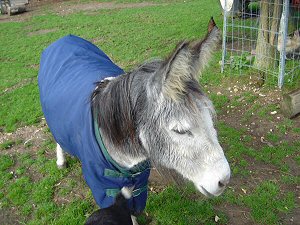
[38,17,230,223]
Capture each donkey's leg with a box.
[56,143,66,169]
[131,215,139,225]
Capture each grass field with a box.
[0,0,299,224]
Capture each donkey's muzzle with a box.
[196,157,231,197]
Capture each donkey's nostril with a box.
[218,181,225,188]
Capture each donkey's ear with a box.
[161,41,192,100]
[160,17,220,100]
[190,17,221,77]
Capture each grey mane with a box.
[91,60,162,157]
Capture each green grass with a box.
[0,139,22,150]
[257,103,278,120]
[0,0,300,224]
[220,181,295,225]
[146,185,228,225]
[7,176,33,206]
[209,94,230,113]
[266,132,280,143]
[0,140,16,150]
[0,0,223,132]
[0,83,42,131]
[242,182,295,224]
[0,139,95,224]
[278,118,294,134]
[0,155,14,171]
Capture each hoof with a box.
[57,162,66,169]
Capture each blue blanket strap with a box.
[106,185,148,198]
[104,168,145,178]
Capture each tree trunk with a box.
[254,0,283,77]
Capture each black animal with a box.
[85,187,133,225]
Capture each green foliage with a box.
[248,2,260,12]
[0,142,89,224]
[281,175,300,185]
[296,155,300,166]
[229,53,254,70]
[28,202,58,224]
[292,127,300,133]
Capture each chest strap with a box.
[93,114,150,176]
[93,111,150,199]
[106,185,148,198]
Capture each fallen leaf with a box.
[241,188,247,194]
[215,215,220,222]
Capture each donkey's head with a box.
[138,18,230,197]
[94,18,230,197]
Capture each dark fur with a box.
[92,73,137,146]
[85,192,132,225]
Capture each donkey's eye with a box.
[173,129,192,136]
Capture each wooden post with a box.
[281,89,300,118]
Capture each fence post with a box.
[278,0,289,88]
[221,0,228,73]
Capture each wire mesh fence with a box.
[221,0,300,88]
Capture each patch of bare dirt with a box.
[285,158,300,177]
[0,208,21,225]
[0,0,162,23]
[216,203,254,225]
[0,0,54,23]
[53,166,90,206]
[54,2,159,16]
[148,168,171,193]
[91,36,106,45]
[205,77,300,224]
[0,121,53,184]
[27,28,58,36]
[215,158,300,225]
[224,157,281,197]
[209,77,300,147]
[282,208,300,225]
[0,120,49,153]
[1,78,35,96]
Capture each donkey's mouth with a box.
[199,186,215,198]
[199,186,224,198]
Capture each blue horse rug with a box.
[38,35,150,214]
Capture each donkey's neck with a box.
[92,64,157,169]
[100,138,148,168]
